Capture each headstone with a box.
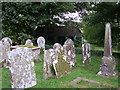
[53,43,62,52]
[44,49,56,79]
[97,23,116,77]
[82,43,91,65]
[37,36,45,52]
[32,47,41,61]
[7,47,37,88]
[63,39,76,67]
[53,46,71,78]
[0,37,12,67]
[25,39,33,46]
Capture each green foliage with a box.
[2,2,75,44]
[82,2,120,47]
[2,54,119,88]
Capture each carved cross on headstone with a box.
[97,23,116,77]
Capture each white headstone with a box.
[7,47,37,88]
[25,39,33,46]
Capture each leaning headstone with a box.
[44,49,56,79]
[53,44,71,78]
[37,36,45,52]
[82,43,91,65]
[7,47,37,88]
[0,37,12,67]
[97,23,116,77]
[63,39,76,67]
[25,39,33,46]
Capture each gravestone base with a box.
[83,58,91,66]
[97,56,116,77]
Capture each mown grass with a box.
[2,54,119,89]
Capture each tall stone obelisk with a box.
[97,23,116,77]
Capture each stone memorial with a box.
[63,39,76,67]
[82,43,91,65]
[97,23,116,77]
[44,49,57,79]
[37,36,45,52]
[32,47,41,61]
[0,37,12,67]
[25,39,33,46]
[7,47,37,88]
[53,46,71,78]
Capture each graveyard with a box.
[1,2,120,89]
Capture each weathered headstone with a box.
[7,47,37,88]
[44,49,56,79]
[25,39,33,46]
[97,23,116,77]
[37,36,45,52]
[32,47,41,61]
[82,43,91,65]
[53,43,62,52]
[0,37,12,67]
[63,39,76,67]
[53,43,71,78]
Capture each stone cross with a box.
[25,39,33,46]
[63,39,76,67]
[7,47,37,88]
[37,36,45,52]
[0,37,12,67]
[97,23,116,77]
[82,43,91,65]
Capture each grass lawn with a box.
[1,54,119,88]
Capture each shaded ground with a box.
[2,54,119,88]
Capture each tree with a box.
[2,2,75,44]
[82,2,120,49]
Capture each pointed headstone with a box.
[25,39,33,46]
[97,23,116,77]
[82,43,91,65]
[7,47,37,88]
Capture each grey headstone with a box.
[0,37,12,67]
[53,47,71,78]
[44,49,57,79]
[7,47,37,88]
[82,43,91,65]
[25,39,33,46]
[97,23,116,77]
[63,39,76,67]
[37,36,45,52]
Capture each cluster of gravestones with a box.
[0,23,116,88]
[44,39,76,79]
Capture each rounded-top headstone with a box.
[37,36,45,49]
[25,39,33,46]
